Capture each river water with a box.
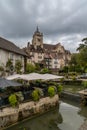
[6,100,87,130]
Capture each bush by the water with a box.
[8,94,18,107]
[71,75,77,81]
[56,84,63,94]
[48,86,55,97]
[32,90,40,101]
[82,81,87,89]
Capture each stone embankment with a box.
[79,120,87,130]
[0,95,59,129]
[61,91,81,103]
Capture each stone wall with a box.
[79,120,87,130]
[61,91,81,103]
[0,95,59,129]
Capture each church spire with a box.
[36,26,39,32]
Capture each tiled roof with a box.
[51,52,63,59]
[43,43,65,50]
[65,50,71,54]
[43,43,56,50]
[0,37,27,56]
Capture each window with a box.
[46,61,48,65]
[38,56,42,59]
[54,61,58,64]
[10,53,14,60]
[20,56,23,61]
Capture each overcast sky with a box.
[0,0,87,52]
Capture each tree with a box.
[26,63,36,73]
[15,60,22,74]
[77,44,86,51]
[69,53,78,66]
[62,66,69,73]
[77,47,87,68]
[35,63,41,72]
[76,38,87,72]
[77,38,87,52]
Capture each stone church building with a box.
[24,27,71,71]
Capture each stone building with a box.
[24,27,71,71]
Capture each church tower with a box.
[32,26,43,49]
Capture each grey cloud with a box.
[0,0,87,52]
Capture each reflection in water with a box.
[78,106,87,118]
[58,102,85,130]
[6,101,87,130]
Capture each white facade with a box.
[30,52,44,63]
[51,58,60,69]
[0,49,25,72]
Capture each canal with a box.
[5,99,87,130]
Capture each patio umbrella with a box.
[0,78,22,89]
[19,73,43,81]
[42,73,63,80]
[6,74,21,80]
[6,73,63,81]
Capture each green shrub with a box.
[82,81,87,89]
[26,63,36,73]
[57,84,63,94]
[15,91,24,102]
[60,78,64,83]
[48,86,55,97]
[8,94,18,107]
[72,75,76,81]
[35,88,44,97]
[35,80,41,86]
[0,66,4,71]
[35,80,41,84]
[6,59,14,72]
[32,90,40,101]
[48,81,57,86]
[15,60,22,74]
[40,68,51,74]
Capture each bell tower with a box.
[32,26,43,48]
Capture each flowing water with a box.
[6,100,87,130]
